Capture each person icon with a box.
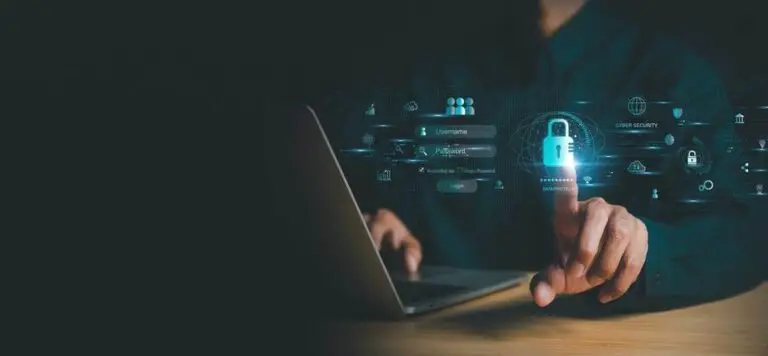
[455,97,466,116]
[465,97,475,116]
[495,180,504,190]
[445,97,456,115]
[651,188,659,199]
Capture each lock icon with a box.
[687,150,698,166]
[543,118,575,167]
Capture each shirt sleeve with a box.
[633,55,762,300]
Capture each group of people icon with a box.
[446,97,475,116]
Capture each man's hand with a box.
[532,166,649,307]
[363,209,422,274]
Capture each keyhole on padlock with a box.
[556,145,561,159]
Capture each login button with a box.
[436,179,478,193]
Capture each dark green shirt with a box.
[316,1,761,304]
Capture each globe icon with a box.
[628,96,647,116]
[664,133,675,146]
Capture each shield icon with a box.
[672,107,683,119]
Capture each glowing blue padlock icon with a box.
[686,150,698,167]
[542,118,575,167]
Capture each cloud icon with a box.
[627,160,646,175]
[404,101,419,112]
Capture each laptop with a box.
[282,105,528,319]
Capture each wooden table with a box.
[327,277,768,356]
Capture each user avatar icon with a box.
[445,97,474,116]
[494,180,504,190]
[455,97,466,116]
[465,97,475,116]
[756,184,764,195]
[445,97,456,115]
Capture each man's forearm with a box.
[638,215,759,299]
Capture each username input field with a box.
[415,125,497,139]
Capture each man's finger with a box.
[587,208,632,285]
[387,228,420,273]
[532,264,566,307]
[373,209,410,251]
[598,252,644,303]
[368,220,389,250]
[387,223,410,251]
[568,198,611,278]
[369,209,399,250]
[403,235,422,273]
[599,220,648,303]
[553,165,579,217]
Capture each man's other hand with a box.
[532,166,649,307]
[363,209,422,274]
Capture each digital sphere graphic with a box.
[664,133,675,146]
[628,96,647,116]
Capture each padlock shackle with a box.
[547,118,570,137]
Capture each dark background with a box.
[261,0,768,104]
[4,0,765,351]
[635,0,767,104]
[5,1,766,108]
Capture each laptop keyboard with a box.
[393,280,468,305]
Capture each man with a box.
[314,0,761,309]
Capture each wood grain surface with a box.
[325,277,767,356]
